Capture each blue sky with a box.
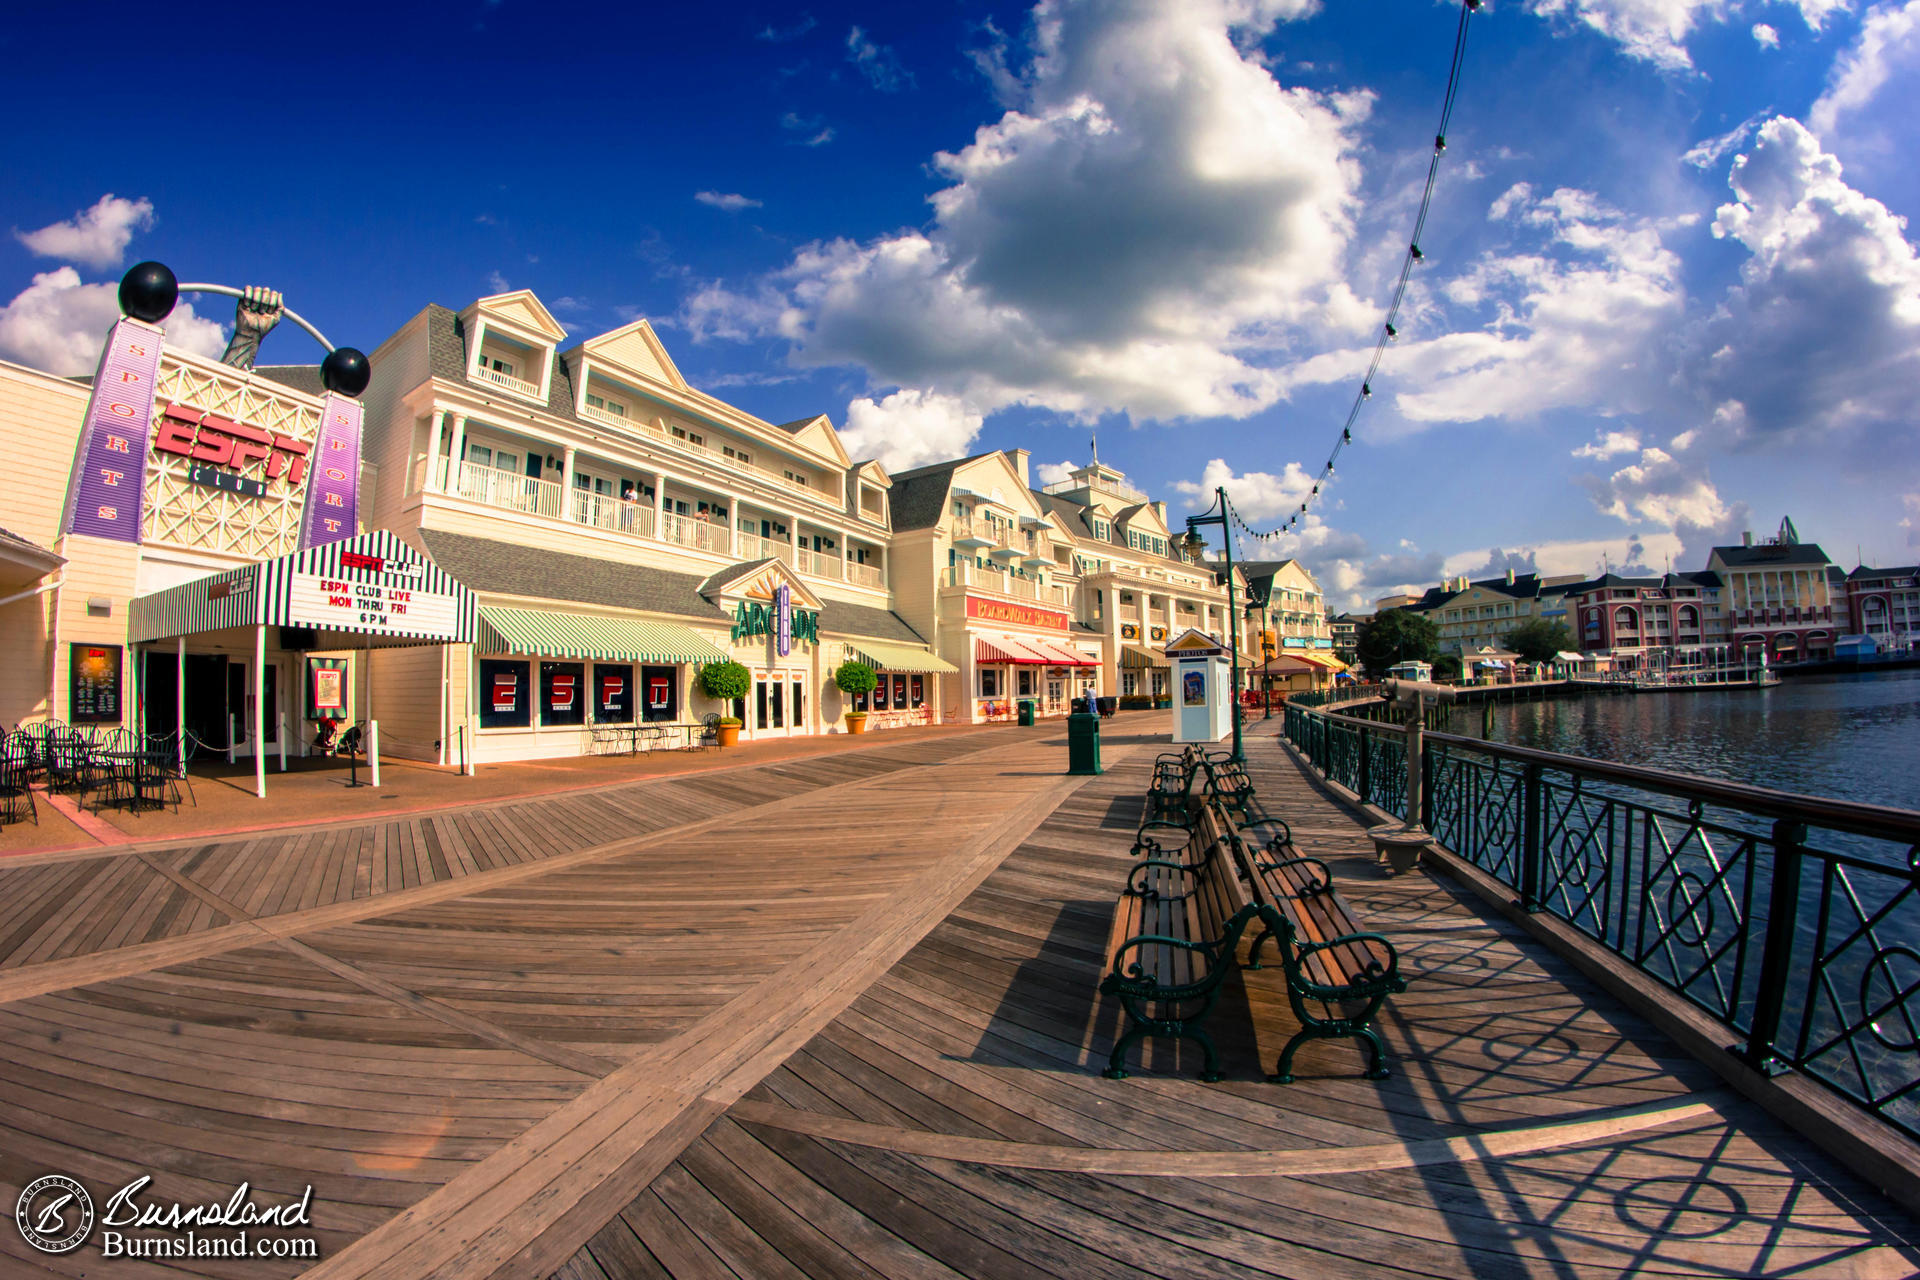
[4,0,1918,608]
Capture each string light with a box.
[1221,0,1481,554]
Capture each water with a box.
[1457,668,1920,813]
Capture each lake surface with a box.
[1455,668,1920,813]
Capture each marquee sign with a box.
[731,596,819,646]
[965,596,1069,632]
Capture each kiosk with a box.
[1165,628,1231,744]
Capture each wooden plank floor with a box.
[0,722,1098,1278]
[556,731,1920,1280]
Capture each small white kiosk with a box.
[1166,628,1231,744]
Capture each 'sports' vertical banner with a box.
[63,318,165,542]
[299,394,363,550]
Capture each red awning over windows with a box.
[1030,638,1098,667]
[975,635,1054,664]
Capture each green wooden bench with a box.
[1100,805,1266,1081]
[1219,805,1407,1082]
[1144,745,1204,825]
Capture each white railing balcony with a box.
[471,364,543,398]
[659,512,728,554]
[736,529,795,566]
[579,401,632,428]
[847,561,884,589]
[796,546,842,580]
[438,457,565,520]
[570,489,655,538]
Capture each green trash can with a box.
[1067,710,1103,775]
[1018,699,1036,726]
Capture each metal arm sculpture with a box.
[218,286,284,370]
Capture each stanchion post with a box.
[278,712,287,772]
[370,721,381,788]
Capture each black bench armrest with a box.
[1296,930,1403,986]
[1253,855,1334,896]
[1106,933,1222,988]
[1131,820,1193,858]
[1126,856,1198,898]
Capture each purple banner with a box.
[775,584,792,658]
[298,393,364,549]
[63,318,165,542]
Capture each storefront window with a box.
[909,675,924,707]
[542,661,586,726]
[641,664,677,722]
[873,676,890,710]
[595,664,633,724]
[1016,668,1035,697]
[892,674,907,707]
[980,668,1000,697]
[1122,671,1138,696]
[480,659,530,729]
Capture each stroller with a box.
[312,721,363,758]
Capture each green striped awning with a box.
[478,606,728,664]
[845,640,959,674]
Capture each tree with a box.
[698,659,750,702]
[833,661,878,698]
[1357,610,1438,674]
[1507,618,1573,666]
[1433,653,1464,682]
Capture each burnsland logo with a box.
[14,1173,319,1261]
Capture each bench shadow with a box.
[953,895,1267,1082]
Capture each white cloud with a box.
[781,112,835,147]
[1572,429,1642,458]
[1902,492,1920,546]
[689,0,1361,462]
[1752,21,1781,46]
[694,191,763,212]
[839,389,983,471]
[1385,186,1685,427]
[485,269,511,292]
[1525,0,1846,69]
[1682,110,1769,168]
[1577,443,1750,564]
[1698,116,1920,442]
[847,26,914,91]
[14,195,155,270]
[1033,458,1078,486]
[1170,456,1315,520]
[1810,0,1920,137]
[0,267,226,376]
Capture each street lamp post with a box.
[1182,486,1244,764]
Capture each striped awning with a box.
[478,606,728,664]
[846,640,959,674]
[975,635,1053,664]
[131,530,476,645]
[1121,644,1170,669]
[1029,637,1098,667]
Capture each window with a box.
[979,668,1000,697]
[641,664,677,722]
[723,444,752,466]
[594,665,633,724]
[1017,668,1035,697]
[541,662,586,727]
[1091,519,1109,540]
[585,393,627,417]
[784,469,810,488]
[480,660,530,729]
[478,355,514,376]
[670,425,705,448]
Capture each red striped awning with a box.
[975,635,1054,664]
[1030,638,1098,667]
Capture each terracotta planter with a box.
[717,724,740,748]
[846,714,869,734]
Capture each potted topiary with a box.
[833,660,878,733]
[699,660,751,746]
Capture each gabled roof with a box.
[1848,564,1920,580]
[774,414,852,467]
[468,290,568,342]
[574,318,688,391]
[427,305,583,422]
[695,557,826,611]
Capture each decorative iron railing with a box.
[1284,700,1920,1141]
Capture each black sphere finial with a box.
[118,261,178,323]
[320,346,371,398]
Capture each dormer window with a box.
[723,444,753,466]
[585,392,627,418]
[670,425,706,448]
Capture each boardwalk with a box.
[0,719,1914,1277]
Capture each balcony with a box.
[847,561,884,590]
[945,562,1066,606]
[795,546,840,580]
[570,488,655,538]
[471,363,543,399]
[952,519,994,550]
[579,401,633,428]
[440,457,565,521]
[659,512,728,554]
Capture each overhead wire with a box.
[1224,0,1482,554]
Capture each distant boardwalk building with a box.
[1706,518,1841,665]
[1843,564,1920,653]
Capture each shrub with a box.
[698,659,751,702]
[832,660,879,697]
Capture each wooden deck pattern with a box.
[0,724,1090,1278]
[2,720,1916,1278]
[557,733,1920,1280]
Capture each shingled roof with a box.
[415,530,927,644]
